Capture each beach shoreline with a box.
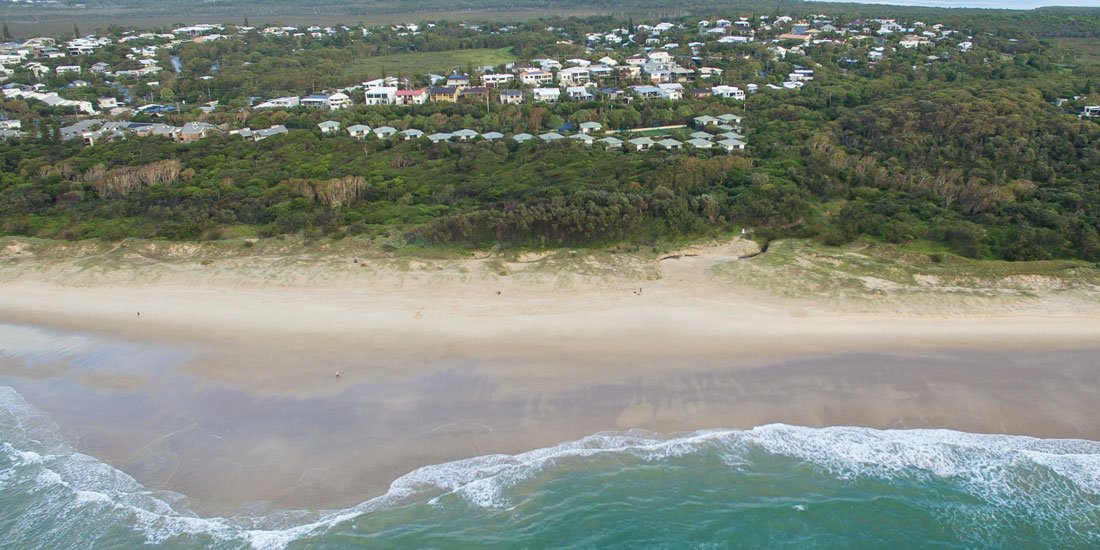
[2,236,1100,513]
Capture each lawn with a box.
[340,47,518,80]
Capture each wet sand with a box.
[2,321,1099,515]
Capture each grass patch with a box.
[1051,37,1100,67]
[711,238,1100,311]
[340,47,518,80]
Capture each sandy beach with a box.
[1,236,1099,513]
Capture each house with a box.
[588,65,613,78]
[533,87,561,103]
[597,136,624,149]
[520,69,554,86]
[499,89,524,105]
[363,86,398,106]
[401,129,425,140]
[481,73,515,87]
[481,131,504,141]
[56,65,81,75]
[656,83,684,100]
[318,121,341,134]
[717,114,743,125]
[566,86,594,101]
[717,138,746,152]
[175,122,216,143]
[557,67,590,86]
[657,138,683,150]
[719,131,744,141]
[446,74,471,88]
[579,121,603,134]
[686,138,713,149]
[1082,106,1100,118]
[254,96,300,109]
[570,134,594,146]
[428,86,459,103]
[690,131,714,140]
[711,85,745,100]
[396,89,428,105]
[301,92,351,110]
[424,132,450,143]
[512,133,534,143]
[539,132,565,142]
[452,129,480,141]
[461,86,490,102]
[346,124,371,139]
[628,137,655,150]
[98,97,119,110]
[252,125,288,141]
[373,126,397,138]
[694,115,718,127]
[598,87,628,102]
[631,85,664,100]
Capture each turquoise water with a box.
[2,386,1098,549]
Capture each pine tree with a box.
[2,22,11,40]
[244,16,249,27]
[73,23,80,38]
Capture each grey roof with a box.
[539,132,564,141]
[512,133,534,142]
[61,119,103,140]
[401,129,424,137]
[569,133,594,143]
[373,125,397,135]
[657,138,683,148]
[717,114,742,122]
[179,122,215,135]
[481,131,504,140]
[717,138,745,149]
[690,131,714,140]
[719,131,744,140]
[452,129,479,139]
[686,138,713,148]
[347,124,371,133]
[597,136,623,147]
[318,120,341,129]
[693,115,718,124]
[579,121,603,130]
[428,132,453,142]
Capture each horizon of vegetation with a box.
[2,5,1100,263]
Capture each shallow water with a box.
[2,388,1098,549]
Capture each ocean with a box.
[2,385,1098,549]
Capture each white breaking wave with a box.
[2,385,1099,549]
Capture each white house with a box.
[520,69,554,86]
[482,73,515,87]
[711,85,745,100]
[557,67,590,86]
[346,124,371,139]
[533,87,561,103]
[301,92,351,110]
[318,120,341,134]
[255,96,300,109]
[363,86,398,106]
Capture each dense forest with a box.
[2,7,1100,261]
